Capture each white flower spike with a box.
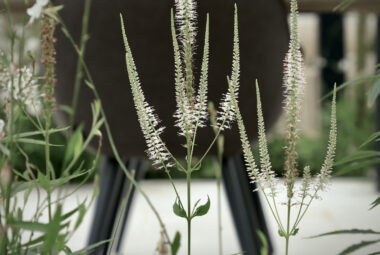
[27,0,48,24]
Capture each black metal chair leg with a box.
[88,158,144,255]
[88,158,126,254]
[222,153,273,255]
[115,158,146,252]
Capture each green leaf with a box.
[256,230,268,255]
[291,228,299,236]
[334,159,380,176]
[22,235,45,247]
[278,229,286,237]
[10,220,48,232]
[370,197,380,210]
[3,127,69,140]
[333,0,355,11]
[191,196,210,218]
[13,138,62,147]
[368,252,380,255]
[171,231,181,255]
[339,239,380,255]
[309,229,380,238]
[63,246,73,255]
[321,75,379,101]
[24,182,34,205]
[191,162,202,171]
[63,126,84,168]
[38,171,50,191]
[60,105,74,116]
[42,205,63,253]
[11,181,33,196]
[71,239,111,255]
[173,199,187,218]
[74,203,86,230]
[360,131,380,148]
[61,204,83,222]
[334,151,380,166]
[85,80,95,90]
[368,78,380,107]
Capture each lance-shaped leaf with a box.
[191,196,210,218]
[173,199,187,218]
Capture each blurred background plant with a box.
[0,0,103,253]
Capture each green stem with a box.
[216,137,223,255]
[70,0,91,128]
[107,170,135,255]
[44,116,52,221]
[187,170,191,255]
[57,15,173,245]
[285,199,291,255]
[285,236,290,255]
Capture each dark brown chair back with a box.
[55,0,288,157]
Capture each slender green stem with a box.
[107,170,135,255]
[192,126,222,171]
[285,199,291,255]
[215,137,223,255]
[57,15,173,245]
[44,116,52,221]
[285,236,289,255]
[70,0,91,128]
[186,170,191,255]
[185,132,193,255]
[292,186,320,231]
[164,167,185,211]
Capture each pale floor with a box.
[52,178,380,255]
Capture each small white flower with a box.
[0,65,43,114]
[27,0,49,24]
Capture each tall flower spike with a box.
[315,84,337,192]
[256,81,277,194]
[120,15,172,168]
[217,5,240,131]
[228,77,260,187]
[194,14,210,128]
[171,10,194,138]
[174,0,197,107]
[283,0,306,198]
[299,165,312,202]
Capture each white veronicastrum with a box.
[216,7,240,131]
[120,0,241,169]
[230,0,337,251]
[120,17,173,169]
